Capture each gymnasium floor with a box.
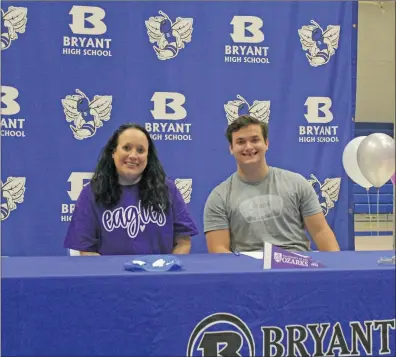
[354,214,394,250]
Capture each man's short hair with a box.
[226,115,269,144]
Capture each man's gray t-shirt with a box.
[204,167,323,252]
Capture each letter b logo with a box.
[187,313,255,357]
[1,86,20,116]
[304,97,333,124]
[69,6,107,35]
[67,172,94,201]
[230,16,264,43]
[150,92,187,120]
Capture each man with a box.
[204,115,340,253]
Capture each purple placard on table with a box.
[263,242,326,269]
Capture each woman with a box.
[64,123,199,255]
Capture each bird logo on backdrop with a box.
[175,179,193,204]
[61,89,113,140]
[224,95,271,125]
[145,11,193,60]
[1,6,28,50]
[1,177,26,220]
[307,174,341,216]
[298,20,340,67]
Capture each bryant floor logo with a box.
[225,94,270,125]
[187,313,396,357]
[299,97,338,144]
[1,6,27,50]
[61,172,93,222]
[145,92,192,141]
[63,5,112,57]
[1,86,26,138]
[225,16,270,65]
[1,177,26,221]
[61,89,112,140]
[298,20,340,67]
[308,174,341,216]
[145,11,193,60]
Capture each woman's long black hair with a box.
[90,123,169,213]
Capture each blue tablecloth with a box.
[2,251,395,356]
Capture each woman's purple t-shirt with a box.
[64,178,199,255]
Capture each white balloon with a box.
[342,136,373,189]
[357,133,395,188]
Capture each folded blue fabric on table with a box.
[124,255,183,272]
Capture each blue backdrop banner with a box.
[1,1,357,256]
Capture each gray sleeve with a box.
[297,175,323,217]
[203,189,230,233]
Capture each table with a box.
[2,251,395,356]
